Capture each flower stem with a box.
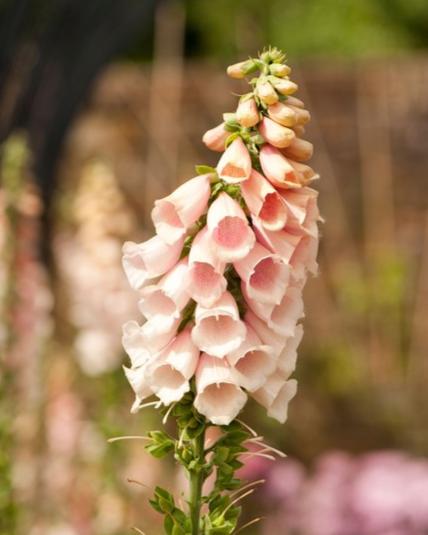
[189,427,206,535]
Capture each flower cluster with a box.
[122,47,321,427]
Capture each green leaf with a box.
[195,164,216,175]
[164,514,174,534]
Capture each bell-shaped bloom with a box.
[277,324,303,379]
[146,328,199,405]
[207,192,255,262]
[253,217,303,264]
[191,291,246,358]
[122,320,152,367]
[236,97,260,128]
[243,285,304,337]
[240,170,288,231]
[140,315,180,354]
[234,242,289,305]
[151,175,211,244]
[288,159,319,184]
[227,325,276,392]
[245,309,286,358]
[122,235,184,290]
[289,235,319,280]
[139,259,190,320]
[256,79,278,105]
[270,77,298,96]
[123,364,154,413]
[268,102,298,127]
[260,144,305,189]
[186,227,227,307]
[281,187,321,237]
[258,117,295,148]
[195,353,247,425]
[282,138,313,162]
[202,123,229,152]
[216,137,252,184]
[252,374,298,423]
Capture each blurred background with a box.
[1,1,427,534]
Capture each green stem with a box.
[189,427,206,535]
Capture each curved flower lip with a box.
[202,123,229,152]
[245,309,286,358]
[252,374,298,423]
[280,187,321,238]
[139,259,190,320]
[123,364,154,413]
[236,97,260,128]
[253,216,302,264]
[207,192,255,262]
[186,227,227,308]
[151,174,211,244]
[216,137,252,184]
[122,235,184,290]
[281,138,313,162]
[258,116,296,149]
[191,291,247,358]
[227,325,276,392]
[146,328,199,405]
[288,159,319,184]
[140,315,180,354]
[240,170,288,231]
[259,144,305,189]
[289,235,319,280]
[234,241,290,305]
[277,323,303,379]
[243,284,304,337]
[122,320,153,368]
[195,353,247,425]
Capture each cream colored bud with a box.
[236,97,260,127]
[292,125,306,137]
[227,59,257,79]
[256,79,278,105]
[270,77,299,96]
[282,138,313,162]
[290,106,311,125]
[269,63,291,77]
[286,95,305,108]
[268,102,297,127]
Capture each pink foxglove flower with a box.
[252,375,298,423]
[260,144,305,189]
[186,227,227,307]
[202,122,229,152]
[216,137,252,183]
[277,324,304,378]
[227,325,276,391]
[234,242,290,305]
[191,291,246,358]
[123,364,154,413]
[245,309,288,358]
[146,328,199,405]
[195,353,247,425]
[207,191,255,261]
[259,116,296,148]
[236,97,260,127]
[122,235,183,290]
[240,170,288,231]
[151,174,211,244]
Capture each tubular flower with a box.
[121,47,321,429]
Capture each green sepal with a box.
[195,164,216,175]
[145,431,175,458]
[225,132,239,147]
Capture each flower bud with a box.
[285,95,305,108]
[270,77,299,96]
[282,138,314,162]
[236,96,260,127]
[202,123,229,152]
[269,63,291,77]
[256,79,278,105]
[259,117,295,148]
[227,59,257,79]
[268,102,298,127]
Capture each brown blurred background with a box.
[1,1,427,534]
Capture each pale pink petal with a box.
[186,228,227,307]
[240,170,288,231]
[151,175,211,244]
[123,364,154,413]
[245,310,286,358]
[195,354,247,425]
[288,159,319,184]
[146,329,199,405]
[281,187,321,237]
[282,138,313,162]
[277,324,303,379]
[139,259,190,319]
[227,325,276,392]
[202,123,229,152]
[234,242,289,305]
[122,235,184,290]
[259,116,295,148]
[289,235,319,280]
[192,291,246,358]
[140,316,180,353]
[252,374,297,423]
[253,217,303,264]
[243,285,304,337]
[236,97,260,128]
[267,102,298,127]
[259,144,305,189]
[121,320,151,367]
[207,192,255,262]
[216,137,252,184]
